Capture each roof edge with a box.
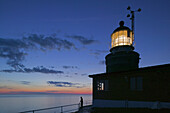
[89,63,170,78]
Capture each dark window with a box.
[130,76,143,91]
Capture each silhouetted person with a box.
[80,97,83,108]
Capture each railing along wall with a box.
[19,100,92,113]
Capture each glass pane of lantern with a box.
[111,30,133,48]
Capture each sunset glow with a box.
[0,0,170,95]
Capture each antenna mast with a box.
[127,6,141,44]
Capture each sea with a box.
[0,94,92,113]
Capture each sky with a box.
[0,0,170,95]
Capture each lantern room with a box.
[106,21,140,73]
[111,21,133,48]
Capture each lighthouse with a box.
[106,21,140,73]
[89,7,170,110]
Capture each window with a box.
[130,76,143,91]
[97,80,108,91]
[130,77,136,90]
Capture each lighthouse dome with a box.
[113,21,131,33]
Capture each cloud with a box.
[90,49,108,56]
[0,40,27,69]
[45,90,59,93]
[0,33,98,73]
[66,35,97,45]
[4,91,59,95]
[47,81,85,88]
[24,34,76,51]
[81,73,87,76]
[0,38,29,49]
[49,66,55,68]
[63,66,78,69]
[0,86,13,89]
[1,66,64,74]
[20,81,31,85]
[0,34,75,71]
[99,60,105,65]
[24,66,64,74]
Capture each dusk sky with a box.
[0,0,170,94]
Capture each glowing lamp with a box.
[111,21,133,48]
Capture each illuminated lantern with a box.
[111,21,133,48]
[105,21,140,73]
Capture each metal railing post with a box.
[61,106,63,113]
[78,103,80,110]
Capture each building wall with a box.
[93,99,170,109]
[93,68,170,102]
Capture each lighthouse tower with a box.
[89,7,170,110]
[105,21,140,73]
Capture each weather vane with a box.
[127,6,141,42]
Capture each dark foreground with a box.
[75,106,170,113]
[91,108,170,113]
